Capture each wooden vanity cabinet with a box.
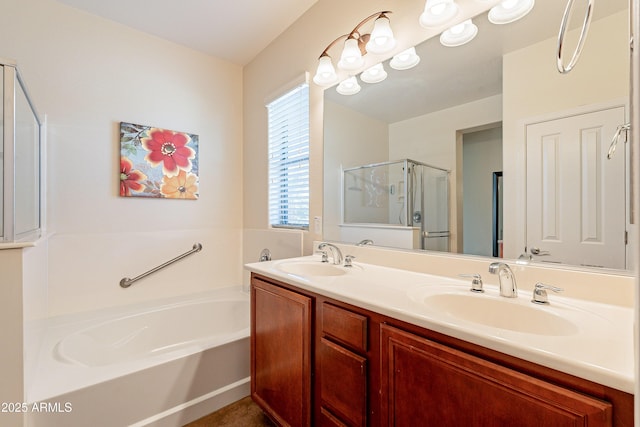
[380,324,612,426]
[250,273,633,427]
[251,277,313,427]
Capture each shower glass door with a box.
[1,60,43,242]
[14,70,41,238]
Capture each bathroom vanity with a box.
[246,257,634,427]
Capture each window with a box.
[267,82,310,229]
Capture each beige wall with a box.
[323,100,389,241]
[0,249,24,425]
[0,0,243,316]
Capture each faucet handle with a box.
[459,273,484,293]
[531,283,564,305]
[315,250,329,263]
[344,255,356,267]
[259,248,272,262]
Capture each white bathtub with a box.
[26,286,250,427]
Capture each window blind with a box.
[267,82,310,228]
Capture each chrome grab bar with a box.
[557,0,594,74]
[120,243,203,288]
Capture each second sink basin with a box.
[408,287,581,336]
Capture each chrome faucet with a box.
[488,262,517,298]
[356,239,374,246]
[318,242,343,265]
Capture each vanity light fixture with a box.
[440,19,478,46]
[336,76,361,95]
[390,47,421,70]
[360,63,388,84]
[313,11,396,86]
[488,0,535,25]
[419,0,460,28]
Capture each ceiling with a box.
[325,1,628,124]
[53,0,319,65]
[52,0,626,119]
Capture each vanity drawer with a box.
[319,338,367,427]
[321,303,368,353]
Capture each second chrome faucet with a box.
[488,262,517,298]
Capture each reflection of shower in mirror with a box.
[347,173,362,191]
[363,167,387,207]
[342,159,449,250]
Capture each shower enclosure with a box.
[1,58,43,242]
[343,159,449,251]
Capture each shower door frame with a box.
[1,58,44,243]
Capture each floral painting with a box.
[119,122,199,199]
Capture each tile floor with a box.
[184,396,275,427]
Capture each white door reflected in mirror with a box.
[525,105,627,269]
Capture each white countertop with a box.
[245,255,635,394]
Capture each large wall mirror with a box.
[323,0,633,272]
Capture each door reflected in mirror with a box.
[322,1,631,271]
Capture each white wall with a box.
[0,0,243,316]
[21,242,48,402]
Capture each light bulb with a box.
[338,38,365,71]
[313,56,338,86]
[420,0,459,28]
[488,0,535,25]
[390,47,421,70]
[450,22,466,35]
[336,76,361,95]
[366,15,396,54]
[440,19,478,47]
[361,63,388,84]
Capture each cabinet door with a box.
[319,407,349,427]
[380,324,612,427]
[252,278,312,427]
[319,338,367,427]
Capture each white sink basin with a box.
[276,261,347,277]
[421,293,579,336]
[407,286,584,336]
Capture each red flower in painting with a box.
[141,128,195,177]
[120,158,147,196]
